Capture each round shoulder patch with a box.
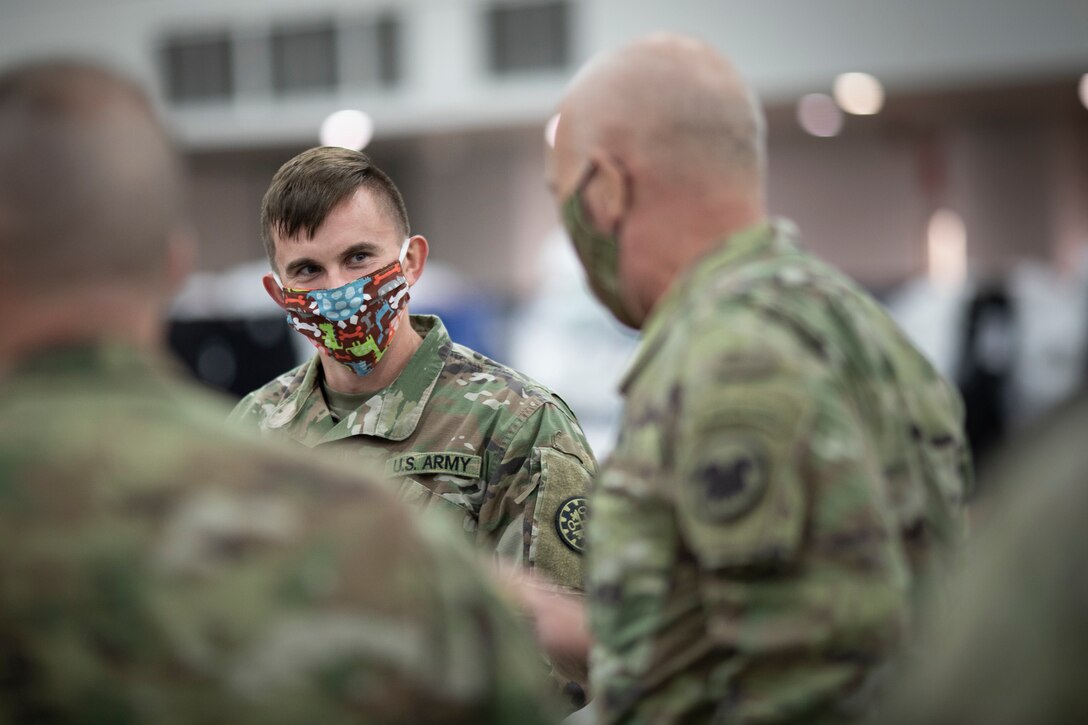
[554,495,588,554]
[690,438,769,522]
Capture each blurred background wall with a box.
[3,0,1087,469]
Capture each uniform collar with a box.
[619,219,799,393]
[6,341,180,385]
[264,314,450,443]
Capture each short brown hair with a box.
[260,147,410,263]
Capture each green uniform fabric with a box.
[874,390,1088,725]
[0,344,560,724]
[230,315,595,592]
[588,221,970,724]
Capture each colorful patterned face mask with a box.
[273,240,411,376]
[561,164,640,329]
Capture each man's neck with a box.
[0,289,165,374]
[633,195,766,322]
[320,313,424,395]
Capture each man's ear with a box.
[262,273,286,308]
[583,151,630,235]
[403,235,428,286]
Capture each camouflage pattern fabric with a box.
[230,315,595,592]
[0,344,560,724]
[873,390,1088,725]
[230,314,596,708]
[588,221,970,723]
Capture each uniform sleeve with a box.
[673,372,810,570]
[668,308,812,571]
[669,312,912,721]
[404,509,568,724]
[486,399,596,593]
[483,399,597,708]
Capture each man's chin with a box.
[319,352,380,378]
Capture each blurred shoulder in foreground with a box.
[874,389,1088,725]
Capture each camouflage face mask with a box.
[561,166,640,329]
[276,240,411,376]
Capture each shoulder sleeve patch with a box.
[675,384,811,570]
[554,495,588,553]
[690,437,769,522]
[529,447,592,590]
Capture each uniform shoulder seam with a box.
[447,341,556,401]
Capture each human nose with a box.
[323,267,360,290]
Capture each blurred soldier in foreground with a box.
[874,391,1088,725]
[528,33,972,723]
[0,60,557,723]
[229,147,596,707]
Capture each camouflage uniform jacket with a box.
[589,221,970,724]
[230,315,595,592]
[0,343,561,724]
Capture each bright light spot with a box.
[320,109,374,151]
[797,94,843,137]
[928,209,968,289]
[833,72,885,115]
[1079,73,1088,110]
[545,113,561,148]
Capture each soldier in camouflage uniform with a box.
[535,34,971,722]
[0,60,558,723]
[229,147,595,706]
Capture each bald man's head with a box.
[561,33,765,191]
[0,61,186,289]
[549,34,768,328]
